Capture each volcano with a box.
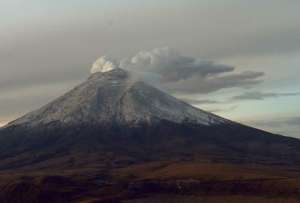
[0,68,300,203]
[1,68,299,166]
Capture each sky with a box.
[0,0,299,138]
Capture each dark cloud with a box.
[232,91,300,101]
[206,106,238,114]
[180,98,219,105]
[162,71,264,94]
[249,116,300,128]
[285,117,300,126]
[120,48,265,94]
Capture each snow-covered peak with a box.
[8,69,231,127]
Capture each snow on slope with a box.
[8,68,230,127]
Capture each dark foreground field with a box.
[0,161,300,203]
[125,195,300,203]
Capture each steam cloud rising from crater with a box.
[91,47,265,94]
[90,56,118,73]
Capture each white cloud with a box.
[90,56,117,73]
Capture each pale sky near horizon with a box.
[0,0,299,138]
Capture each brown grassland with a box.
[0,160,300,203]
